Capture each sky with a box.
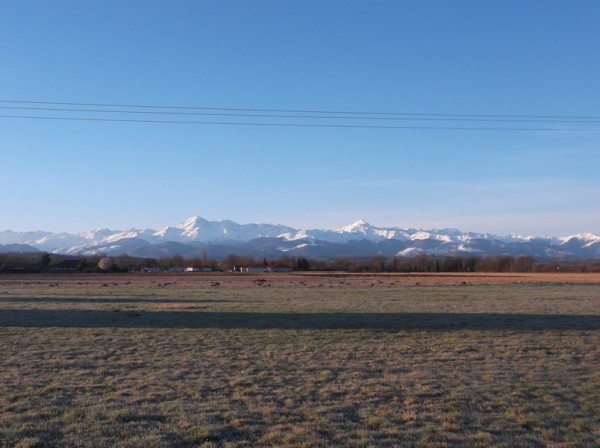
[1,1,599,236]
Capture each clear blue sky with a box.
[1,1,599,236]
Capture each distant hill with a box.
[0,243,41,254]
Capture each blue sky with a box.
[1,1,599,235]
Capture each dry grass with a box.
[1,273,599,447]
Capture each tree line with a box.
[1,252,600,273]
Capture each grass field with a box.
[1,273,599,447]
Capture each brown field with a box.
[1,272,599,447]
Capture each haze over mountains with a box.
[1,216,599,260]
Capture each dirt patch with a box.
[2,271,600,292]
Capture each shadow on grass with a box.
[0,309,598,330]
[0,297,235,304]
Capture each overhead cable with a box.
[0,99,598,131]
[1,114,598,132]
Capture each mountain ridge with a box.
[0,216,598,259]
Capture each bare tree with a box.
[98,257,113,272]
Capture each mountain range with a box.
[1,216,599,260]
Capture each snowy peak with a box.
[338,219,370,233]
[334,219,407,242]
[179,215,203,228]
[153,216,296,243]
[175,216,209,240]
[176,215,208,232]
[561,233,600,244]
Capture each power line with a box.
[1,105,599,124]
[1,114,599,132]
[1,99,599,120]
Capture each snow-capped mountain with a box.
[0,216,598,259]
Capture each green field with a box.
[1,275,599,447]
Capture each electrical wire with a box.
[1,114,598,131]
[0,99,598,131]
[1,105,599,123]
[1,99,599,120]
